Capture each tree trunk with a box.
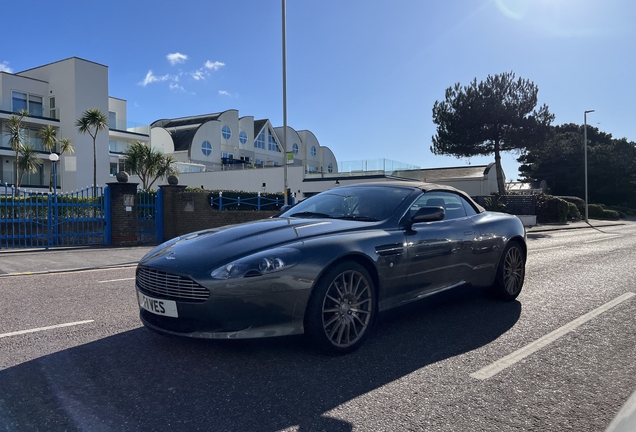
[494,140,506,195]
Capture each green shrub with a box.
[558,196,585,214]
[483,193,507,212]
[588,204,620,220]
[606,205,636,217]
[567,202,581,221]
[536,194,569,223]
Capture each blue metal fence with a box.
[210,192,293,211]
[137,189,162,244]
[0,184,106,249]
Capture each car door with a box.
[403,192,476,299]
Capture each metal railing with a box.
[1,184,106,249]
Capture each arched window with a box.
[310,146,317,157]
[222,125,231,140]
[239,131,247,145]
[201,141,212,156]
[292,143,298,155]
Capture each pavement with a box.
[0,219,630,277]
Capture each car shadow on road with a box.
[526,233,553,240]
[0,285,520,432]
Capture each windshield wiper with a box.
[289,211,334,219]
[336,215,379,222]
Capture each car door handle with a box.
[464,231,475,236]
[375,244,404,256]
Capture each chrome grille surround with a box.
[136,267,210,303]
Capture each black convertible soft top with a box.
[344,181,486,213]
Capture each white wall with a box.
[175,165,305,194]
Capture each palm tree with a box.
[37,125,58,191]
[3,110,30,196]
[17,145,43,188]
[124,141,178,190]
[38,125,58,152]
[75,108,108,197]
[58,137,74,156]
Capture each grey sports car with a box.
[135,181,526,354]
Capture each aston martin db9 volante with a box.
[135,182,526,354]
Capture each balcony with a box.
[0,97,60,122]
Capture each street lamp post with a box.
[282,0,289,206]
[49,153,59,247]
[584,110,594,223]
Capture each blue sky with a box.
[2,0,634,180]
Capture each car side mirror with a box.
[408,206,445,227]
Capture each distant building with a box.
[417,163,501,196]
[149,110,339,194]
[1,56,501,198]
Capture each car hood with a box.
[139,217,378,273]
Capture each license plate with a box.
[137,291,178,318]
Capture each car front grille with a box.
[136,267,210,303]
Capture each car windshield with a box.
[280,186,413,221]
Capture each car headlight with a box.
[210,248,302,279]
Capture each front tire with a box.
[493,241,525,300]
[305,262,377,354]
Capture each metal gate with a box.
[137,188,163,244]
[0,184,106,249]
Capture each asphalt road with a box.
[0,222,635,431]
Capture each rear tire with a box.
[305,262,377,354]
[492,241,525,301]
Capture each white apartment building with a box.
[0,57,149,193]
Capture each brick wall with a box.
[160,185,279,241]
[107,182,140,246]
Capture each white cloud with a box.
[166,53,188,65]
[139,58,225,90]
[204,60,225,71]
[219,90,238,98]
[0,61,13,73]
[138,70,172,86]
[169,83,186,92]
[191,70,205,81]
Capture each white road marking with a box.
[0,320,94,339]
[97,277,135,283]
[584,236,622,244]
[470,292,636,380]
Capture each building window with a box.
[202,141,212,156]
[29,95,43,117]
[292,143,298,155]
[328,163,333,173]
[109,159,127,176]
[109,140,130,154]
[49,97,58,119]
[255,132,265,149]
[222,125,232,140]
[268,131,281,152]
[12,92,44,117]
[311,146,317,157]
[109,111,117,129]
[239,131,247,145]
[12,92,27,112]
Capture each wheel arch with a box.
[311,253,380,299]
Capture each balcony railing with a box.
[0,98,60,121]
[109,118,150,135]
